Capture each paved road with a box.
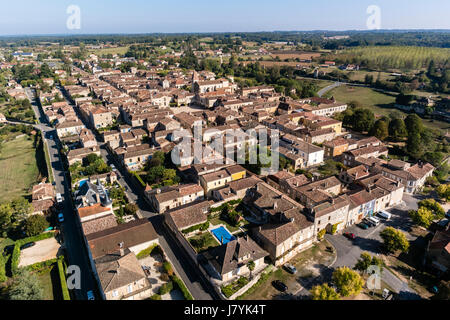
[25,87,97,300]
[324,194,421,297]
[57,86,218,300]
[317,82,343,97]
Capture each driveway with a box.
[18,237,61,267]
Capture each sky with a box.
[0,0,449,36]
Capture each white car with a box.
[56,193,63,204]
[110,164,117,172]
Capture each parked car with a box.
[284,264,297,274]
[110,164,117,172]
[56,193,63,204]
[272,280,288,292]
[344,232,356,240]
[358,223,369,230]
[377,211,392,220]
[368,216,381,226]
[87,290,95,300]
[20,242,36,250]
[58,212,64,223]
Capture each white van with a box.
[378,211,392,220]
[368,216,380,226]
[56,193,63,203]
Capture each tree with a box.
[407,131,423,159]
[0,202,14,237]
[310,283,340,300]
[369,119,389,141]
[388,118,407,140]
[418,199,445,218]
[436,184,450,201]
[332,267,365,297]
[409,207,434,228]
[124,203,138,216]
[22,215,49,237]
[247,261,255,279]
[351,109,375,133]
[8,268,43,300]
[354,252,372,272]
[380,227,410,254]
[404,114,423,136]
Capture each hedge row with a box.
[25,257,58,272]
[11,243,21,276]
[181,221,209,234]
[136,244,159,260]
[172,275,194,300]
[17,232,55,246]
[131,171,146,188]
[12,232,56,276]
[159,281,173,295]
[210,199,242,213]
[57,258,71,300]
[0,254,6,283]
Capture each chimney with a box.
[119,242,124,256]
[274,201,278,210]
[95,193,101,204]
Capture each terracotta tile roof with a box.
[82,214,118,236]
[78,203,112,218]
[87,219,158,259]
[165,200,212,230]
[203,236,269,275]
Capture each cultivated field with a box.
[0,135,41,202]
[89,46,130,56]
[326,46,450,70]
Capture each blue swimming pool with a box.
[211,226,235,245]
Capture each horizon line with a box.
[1,28,450,38]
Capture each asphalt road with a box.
[324,194,421,297]
[57,86,218,300]
[317,82,343,97]
[25,87,97,300]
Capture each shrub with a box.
[11,243,21,276]
[136,244,159,260]
[172,275,193,300]
[159,281,173,295]
[149,294,161,300]
[182,221,209,234]
[318,229,326,240]
[163,261,174,276]
[0,254,6,283]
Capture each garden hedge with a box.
[57,258,71,300]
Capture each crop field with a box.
[89,46,130,56]
[0,135,41,202]
[269,51,322,61]
[326,46,450,71]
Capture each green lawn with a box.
[209,216,244,233]
[0,135,42,202]
[188,232,219,253]
[326,86,450,133]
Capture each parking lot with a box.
[18,237,61,267]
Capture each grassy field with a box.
[326,85,450,133]
[0,135,41,202]
[89,46,130,57]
